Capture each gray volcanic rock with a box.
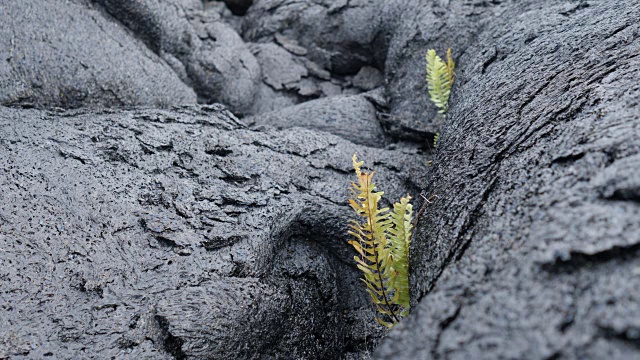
[242,0,386,76]
[246,42,369,116]
[3,0,640,358]
[376,1,640,359]
[251,43,308,91]
[247,93,387,148]
[353,66,384,91]
[0,105,428,359]
[0,0,196,109]
[94,0,261,115]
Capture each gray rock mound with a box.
[0,0,196,109]
[247,92,386,148]
[94,0,261,115]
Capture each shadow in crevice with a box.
[266,202,386,357]
[220,0,253,16]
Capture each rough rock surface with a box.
[247,93,387,148]
[0,0,196,109]
[0,105,428,359]
[241,0,386,76]
[2,0,640,358]
[94,0,261,115]
[238,0,502,140]
[376,1,640,359]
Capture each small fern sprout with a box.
[347,153,413,328]
[425,48,455,116]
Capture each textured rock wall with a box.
[376,1,640,358]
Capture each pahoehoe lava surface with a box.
[1,0,639,359]
[377,1,640,359]
[0,105,428,358]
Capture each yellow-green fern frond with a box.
[426,48,455,115]
[388,195,413,316]
[348,154,397,326]
[348,154,413,327]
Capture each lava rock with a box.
[250,43,308,91]
[0,105,428,359]
[376,1,640,358]
[352,66,384,91]
[94,0,260,115]
[247,93,387,147]
[0,0,197,109]
[242,0,385,75]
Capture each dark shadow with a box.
[223,0,253,16]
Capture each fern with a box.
[348,154,413,327]
[426,48,455,115]
[388,196,412,316]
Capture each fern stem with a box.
[364,174,400,324]
[410,194,438,244]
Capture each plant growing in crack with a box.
[347,153,413,328]
[345,49,454,328]
[426,48,455,148]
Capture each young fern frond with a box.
[348,154,413,328]
[426,48,455,116]
[388,196,413,316]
